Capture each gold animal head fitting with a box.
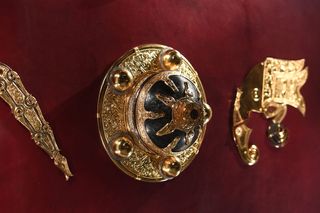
[53,152,73,181]
[233,58,308,165]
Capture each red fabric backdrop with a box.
[0,0,319,212]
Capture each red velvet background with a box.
[0,0,320,212]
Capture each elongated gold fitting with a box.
[0,63,73,180]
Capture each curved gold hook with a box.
[0,63,73,180]
[232,58,308,166]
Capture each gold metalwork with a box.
[112,136,133,158]
[161,156,181,178]
[233,58,308,165]
[97,44,212,182]
[160,49,182,70]
[0,63,73,180]
[110,69,133,92]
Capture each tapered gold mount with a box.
[0,63,73,180]
[97,44,212,182]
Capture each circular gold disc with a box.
[97,44,211,182]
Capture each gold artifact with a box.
[232,58,308,166]
[0,63,73,180]
[97,44,212,182]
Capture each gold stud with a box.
[161,156,181,178]
[160,49,182,70]
[112,136,133,158]
[110,69,133,92]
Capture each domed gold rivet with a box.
[235,127,243,136]
[7,70,15,81]
[160,49,182,70]
[14,106,24,117]
[161,156,181,178]
[110,69,133,92]
[25,95,37,106]
[112,136,133,158]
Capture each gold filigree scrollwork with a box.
[0,63,73,180]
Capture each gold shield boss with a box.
[97,44,212,182]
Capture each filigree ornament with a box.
[0,63,73,180]
[232,58,308,165]
[97,44,212,182]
